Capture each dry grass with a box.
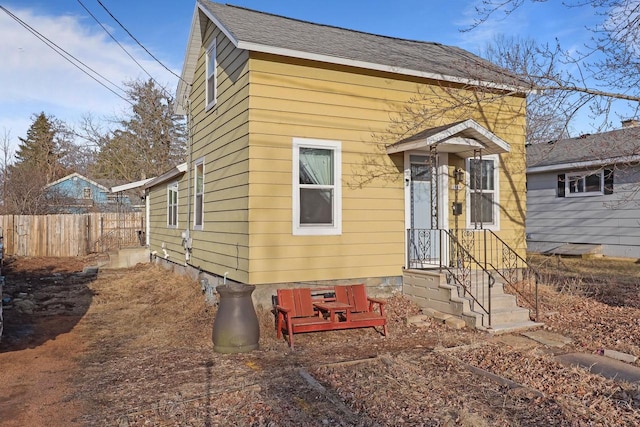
[6,257,640,426]
[530,254,640,309]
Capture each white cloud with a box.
[0,6,178,148]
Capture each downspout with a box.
[145,188,150,246]
[184,99,193,263]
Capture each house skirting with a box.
[150,254,403,309]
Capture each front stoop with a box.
[402,269,543,333]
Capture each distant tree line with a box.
[0,79,186,214]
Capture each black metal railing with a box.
[407,228,496,326]
[407,228,539,322]
[471,229,539,321]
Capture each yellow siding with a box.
[245,53,526,284]
[167,21,527,285]
[147,178,188,261]
[150,20,252,284]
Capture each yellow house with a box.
[146,1,538,329]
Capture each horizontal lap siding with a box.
[246,54,526,284]
[149,23,252,282]
[148,180,184,258]
[526,169,640,256]
[247,57,405,284]
[497,140,528,256]
[194,24,250,283]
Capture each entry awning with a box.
[386,119,511,157]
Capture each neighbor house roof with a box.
[527,126,640,173]
[176,1,530,113]
[45,172,109,192]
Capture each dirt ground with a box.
[0,255,639,426]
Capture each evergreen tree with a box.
[93,79,186,181]
[14,112,67,183]
[5,112,70,214]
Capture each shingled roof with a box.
[177,1,529,110]
[527,126,640,172]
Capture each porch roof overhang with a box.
[385,119,511,157]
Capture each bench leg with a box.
[286,318,295,349]
[276,314,283,339]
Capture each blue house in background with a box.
[45,172,132,213]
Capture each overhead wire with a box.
[94,0,190,86]
[0,5,133,106]
[76,0,166,91]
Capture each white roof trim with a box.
[176,3,529,113]
[527,154,640,173]
[236,41,521,93]
[111,178,154,193]
[144,163,188,189]
[386,119,511,156]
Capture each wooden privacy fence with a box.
[0,212,145,257]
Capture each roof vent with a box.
[621,119,639,128]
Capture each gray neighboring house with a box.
[526,120,640,259]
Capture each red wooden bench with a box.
[275,285,388,349]
[275,288,336,349]
[333,284,388,337]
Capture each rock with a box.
[13,299,36,314]
[444,317,466,329]
[603,349,638,364]
[405,314,431,325]
[430,311,453,322]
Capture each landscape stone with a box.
[603,349,638,364]
[444,317,466,329]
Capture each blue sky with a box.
[0,0,600,152]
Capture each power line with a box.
[76,0,165,90]
[94,0,189,86]
[0,5,133,106]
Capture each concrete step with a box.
[475,293,519,310]
[485,320,544,334]
[487,306,532,325]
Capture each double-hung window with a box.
[292,138,342,235]
[467,155,498,229]
[167,182,178,228]
[205,38,217,110]
[194,159,204,229]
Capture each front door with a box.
[408,154,440,267]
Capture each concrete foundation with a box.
[149,255,402,309]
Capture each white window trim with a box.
[194,158,205,230]
[565,170,604,197]
[205,38,217,111]
[167,182,178,228]
[465,154,500,231]
[292,138,342,236]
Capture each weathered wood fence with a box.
[0,212,145,257]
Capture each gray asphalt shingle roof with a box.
[196,1,528,89]
[527,126,640,169]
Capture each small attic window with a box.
[83,188,92,199]
[205,38,217,110]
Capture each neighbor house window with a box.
[292,138,342,235]
[205,38,217,110]
[557,169,614,197]
[83,187,92,199]
[194,159,204,229]
[467,155,499,229]
[167,182,178,228]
